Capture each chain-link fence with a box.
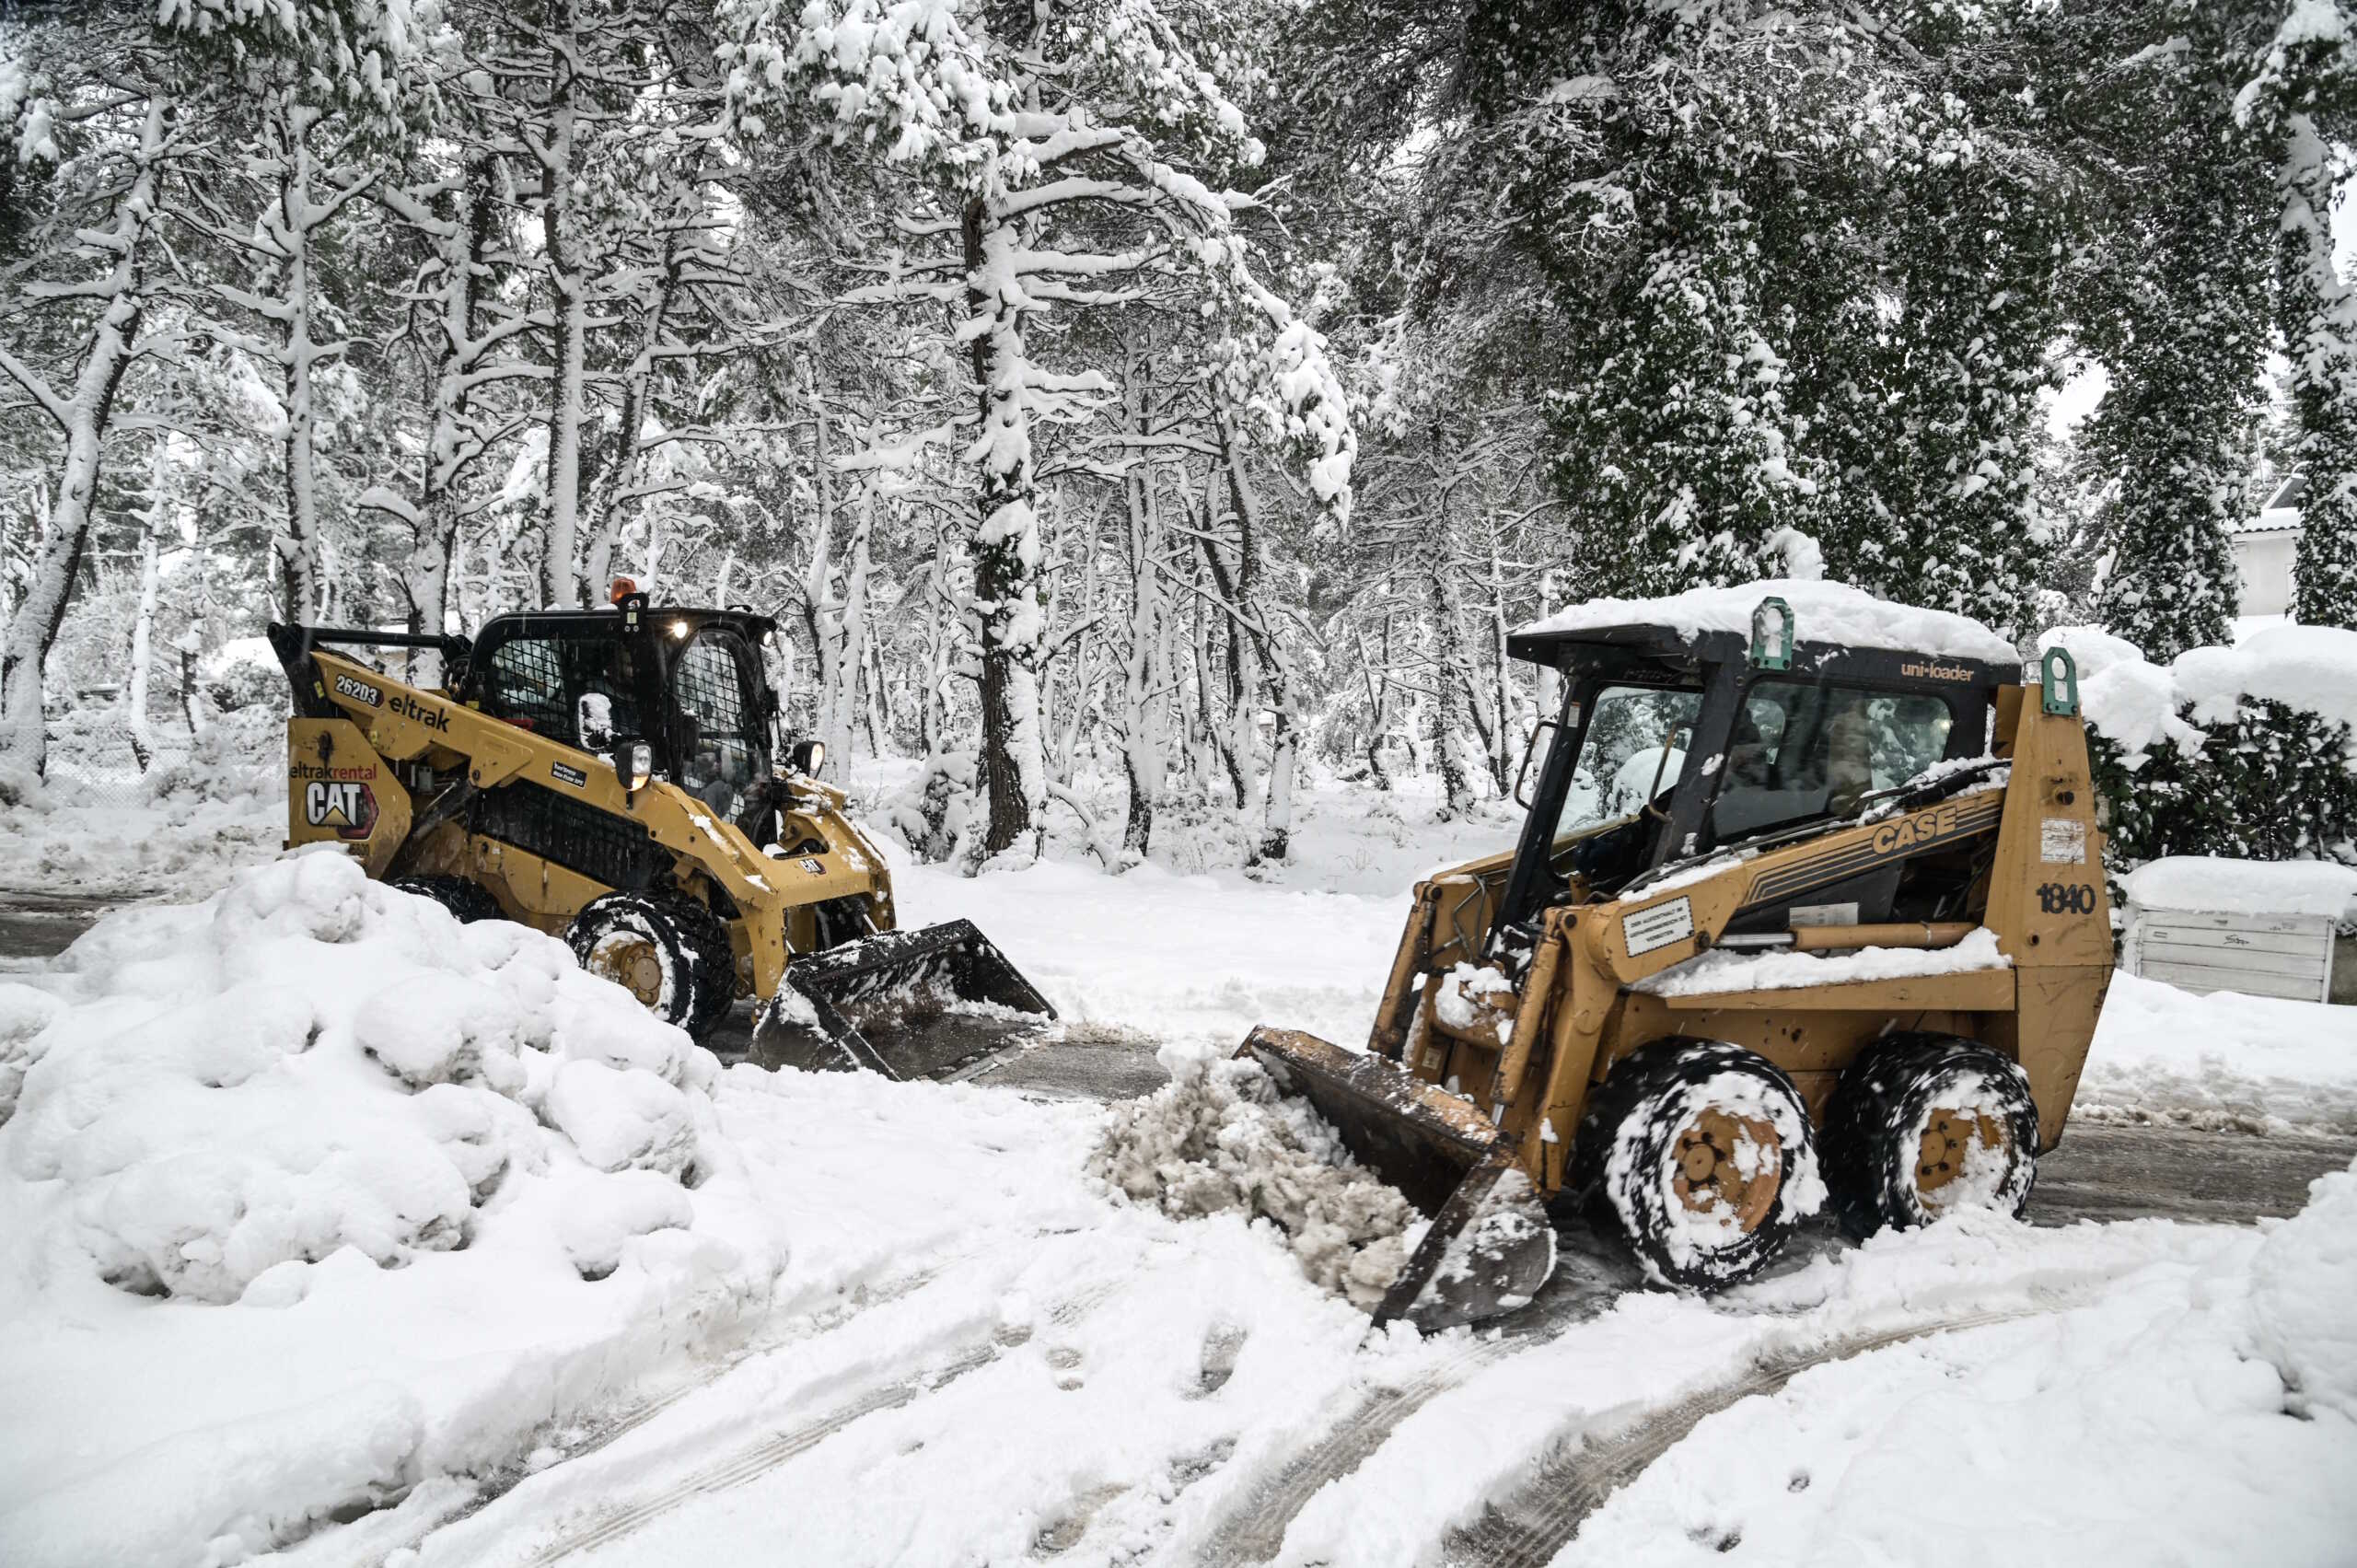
[39,704,199,809]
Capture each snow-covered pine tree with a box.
[2065,3,2273,660]
[2245,0,2357,631]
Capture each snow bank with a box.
[1089,1041,1421,1308]
[2122,855,2357,921]
[1540,1176,2357,1568]
[1634,926,2010,997]
[2075,971,2357,1133]
[2250,1161,2357,1423]
[1275,1190,2357,1568]
[1515,578,2019,663]
[0,851,786,1566]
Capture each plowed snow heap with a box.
[0,850,772,1306]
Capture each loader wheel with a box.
[390,876,504,924]
[567,893,737,1040]
[1823,1032,2039,1238]
[1571,1040,1823,1291]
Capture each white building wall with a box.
[2234,529,2297,617]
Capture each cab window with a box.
[482,635,641,749]
[1713,680,1954,842]
[674,630,762,817]
[1562,685,1703,836]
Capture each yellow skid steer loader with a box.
[268,592,1052,1077]
[1219,583,2113,1330]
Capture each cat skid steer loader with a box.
[1225,582,2112,1330]
[268,592,1052,1078]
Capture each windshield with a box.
[1712,680,1955,842]
[1560,685,1704,837]
[673,629,767,819]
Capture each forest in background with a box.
[5,0,2357,872]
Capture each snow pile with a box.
[1089,1040,1422,1309]
[2122,854,2357,922]
[2049,624,2206,759]
[2050,620,2357,762]
[2076,971,2357,1133]
[2248,1160,2357,1423]
[1515,578,2019,663]
[0,851,787,1565]
[1278,1189,2357,1568]
[1545,1172,2357,1568]
[1635,926,2011,997]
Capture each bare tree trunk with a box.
[583,220,686,596]
[125,436,168,772]
[537,0,589,608]
[267,99,329,621]
[1117,375,1164,856]
[963,202,1048,861]
[1215,409,1300,863]
[377,162,499,686]
[1426,563,1477,819]
[1484,526,1514,794]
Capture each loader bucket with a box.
[750,918,1057,1082]
[1239,1027,1556,1330]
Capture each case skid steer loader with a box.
[1230,582,2113,1330]
[268,592,1052,1078]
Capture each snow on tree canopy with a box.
[1512,578,2019,664]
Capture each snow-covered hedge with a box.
[0,851,787,1563]
[2050,623,2357,871]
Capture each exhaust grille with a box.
[469,780,667,891]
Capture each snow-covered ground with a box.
[1,782,2353,1565]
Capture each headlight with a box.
[789,739,826,778]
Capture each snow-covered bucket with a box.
[2120,857,2357,1005]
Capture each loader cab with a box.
[462,602,784,810]
[1494,602,2010,937]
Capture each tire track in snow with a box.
[1194,1237,1642,1567]
[1434,1303,2065,1568]
[512,1280,1121,1565]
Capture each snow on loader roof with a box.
[1512,577,2021,665]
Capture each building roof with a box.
[2242,473,2304,536]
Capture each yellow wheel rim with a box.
[1671,1108,1782,1233]
[589,935,666,1009]
[1914,1106,2009,1211]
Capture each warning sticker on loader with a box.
[1621,897,1695,958]
[2040,818,2086,864]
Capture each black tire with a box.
[566,892,737,1040]
[1822,1032,2039,1239]
[389,875,505,924]
[1570,1039,1824,1291]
